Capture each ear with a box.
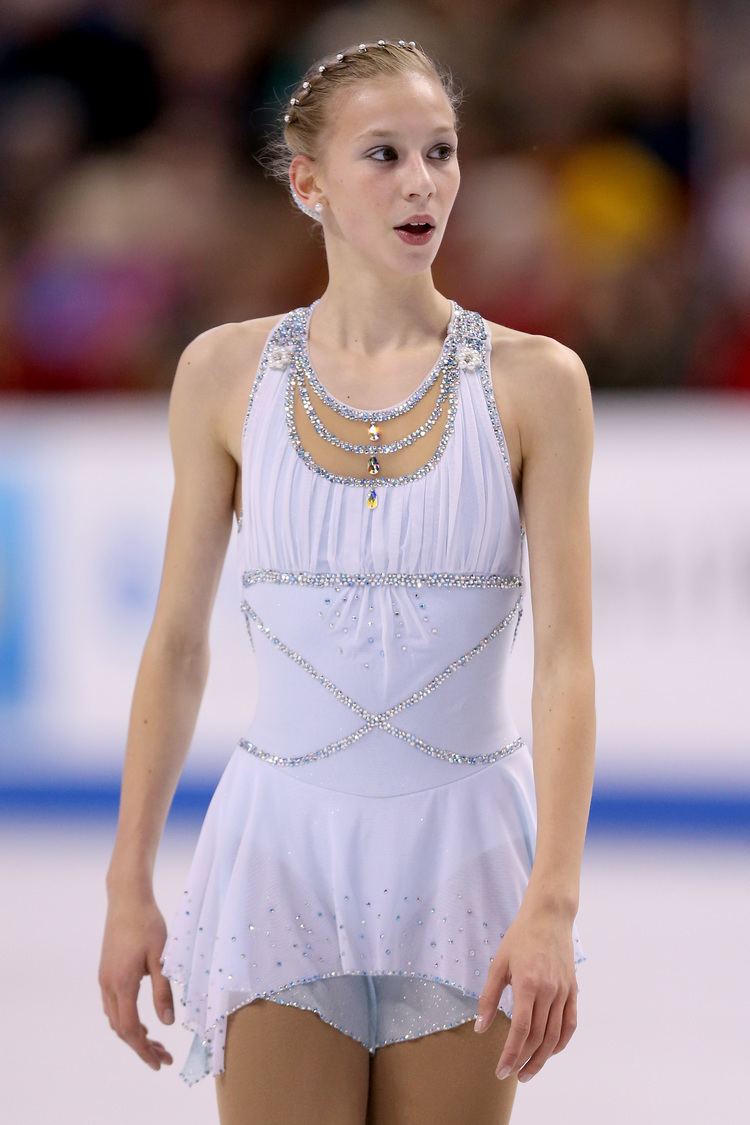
[290,154,323,211]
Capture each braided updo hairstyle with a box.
[258,39,463,237]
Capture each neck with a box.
[310,283,454,358]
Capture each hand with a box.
[473,902,578,1083]
[98,891,176,1072]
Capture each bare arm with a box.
[105,326,239,895]
[519,338,596,920]
[99,322,242,1072]
[476,335,596,1084]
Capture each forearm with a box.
[106,630,210,898]
[522,656,596,919]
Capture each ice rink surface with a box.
[2,821,747,1124]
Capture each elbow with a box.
[147,624,211,673]
[532,649,595,690]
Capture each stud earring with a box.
[314,202,323,213]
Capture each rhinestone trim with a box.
[294,361,457,454]
[264,993,480,1054]
[301,297,459,421]
[476,341,511,473]
[160,964,500,1051]
[281,304,488,489]
[238,594,524,766]
[284,352,461,489]
[234,303,524,530]
[164,954,587,1085]
[240,313,293,446]
[241,569,524,589]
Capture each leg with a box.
[366,1011,518,1125]
[215,998,371,1125]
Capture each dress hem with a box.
[162,955,588,1087]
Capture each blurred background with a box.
[1,0,748,1122]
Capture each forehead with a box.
[332,72,455,138]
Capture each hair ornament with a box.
[285,39,423,194]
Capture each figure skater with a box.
[99,38,595,1125]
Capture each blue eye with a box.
[368,144,456,162]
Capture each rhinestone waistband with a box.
[241,568,524,589]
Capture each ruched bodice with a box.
[238,299,523,576]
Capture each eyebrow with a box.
[355,124,456,140]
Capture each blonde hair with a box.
[258,39,463,224]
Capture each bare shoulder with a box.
[485,320,592,462]
[486,320,590,399]
[170,312,287,462]
[170,314,285,412]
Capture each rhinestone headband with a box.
[286,39,418,223]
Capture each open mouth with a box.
[395,222,434,233]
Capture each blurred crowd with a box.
[0,0,748,394]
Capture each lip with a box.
[394,213,436,227]
[394,225,435,246]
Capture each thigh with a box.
[215,998,371,1125]
[366,1011,518,1125]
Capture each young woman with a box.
[100,39,595,1125]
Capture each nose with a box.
[401,151,436,199]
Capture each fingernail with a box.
[474,1015,486,1032]
[497,1065,511,1080]
[164,1008,174,1023]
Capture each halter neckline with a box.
[301,297,460,421]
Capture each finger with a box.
[517,994,565,1082]
[115,987,162,1070]
[104,994,124,1040]
[100,983,116,1026]
[105,984,122,1032]
[474,957,510,1033]
[550,987,578,1056]
[145,1035,174,1064]
[148,951,175,1026]
[140,1019,174,1063]
[105,976,166,1069]
[494,994,535,1079]
[498,996,550,1080]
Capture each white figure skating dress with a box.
[160,297,587,1085]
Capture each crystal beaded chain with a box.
[294,364,458,456]
[286,300,475,510]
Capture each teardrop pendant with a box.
[367,422,381,506]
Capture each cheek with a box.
[341,175,391,229]
[447,166,461,197]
